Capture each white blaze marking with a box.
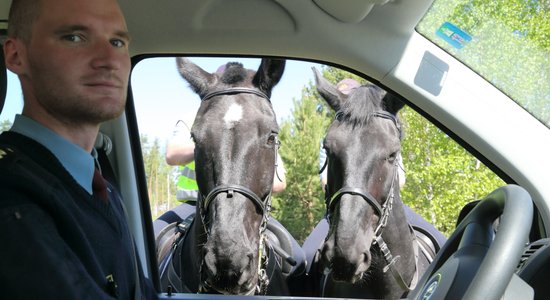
[223,103,243,126]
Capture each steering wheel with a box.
[409,185,533,300]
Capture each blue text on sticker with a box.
[436,22,472,49]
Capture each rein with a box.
[196,86,278,295]
[324,110,418,292]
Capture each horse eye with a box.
[267,133,278,146]
[387,152,398,163]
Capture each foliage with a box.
[0,120,12,132]
[139,1,547,242]
[417,0,550,126]
[399,106,505,236]
[140,134,179,219]
[272,66,505,241]
[271,82,332,243]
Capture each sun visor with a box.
[313,0,391,23]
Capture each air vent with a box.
[517,238,550,272]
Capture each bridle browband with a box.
[197,86,276,295]
[328,188,382,217]
[202,87,271,102]
[324,110,419,292]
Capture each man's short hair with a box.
[7,0,42,42]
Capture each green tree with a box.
[273,67,370,242]
[417,0,550,125]
[141,134,178,219]
[0,120,12,132]
[272,85,331,243]
[399,106,505,235]
[274,65,505,240]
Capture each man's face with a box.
[21,0,131,126]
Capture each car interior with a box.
[1,0,550,299]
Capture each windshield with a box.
[417,0,550,128]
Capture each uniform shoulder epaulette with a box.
[0,144,18,166]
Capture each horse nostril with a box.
[362,251,371,263]
[356,252,371,275]
[203,248,216,273]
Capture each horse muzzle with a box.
[202,245,258,294]
[321,239,372,284]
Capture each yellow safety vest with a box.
[176,161,198,203]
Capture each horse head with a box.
[176,57,285,294]
[313,67,405,284]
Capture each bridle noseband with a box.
[328,188,383,217]
[326,164,398,237]
[201,184,270,218]
[197,86,276,295]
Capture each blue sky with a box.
[2,57,323,142]
[1,71,23,123]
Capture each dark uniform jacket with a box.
[0,131,157,299]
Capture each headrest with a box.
[0,40,6,115]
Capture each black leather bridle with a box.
[326,163,399,237]
[202,87,270,102]
[323,110,419,292]
[198,86,275,232]
[201,185,270,218]
[324,110,402,227]
[197,87,276,295]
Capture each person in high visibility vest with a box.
[166,114,287,204]
[166,116,287,205]
[166,117,199,203]
[175,161,199,203]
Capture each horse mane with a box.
[337,84,386,128]
[219,62,249,85]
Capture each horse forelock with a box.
[219,62,252,85]
[337,85,387,127]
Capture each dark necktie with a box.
[92,168,109,202]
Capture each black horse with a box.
[155,58,305,296]
[303,68,445,299]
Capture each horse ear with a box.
[176,57,216,98]
[382,91,405,115]
[253,58,286,98]
[312,67,344,112]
